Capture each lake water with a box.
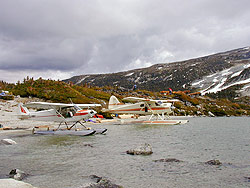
[0,117,250,188]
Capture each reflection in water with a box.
[41,135,79,146]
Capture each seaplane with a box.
[107,95,188,125]
[18,102,107,136]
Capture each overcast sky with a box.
[0,0,249,83]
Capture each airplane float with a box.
[18,102,107,136]
[107,95,188,125]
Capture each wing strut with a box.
[145,102,167,120]
[48,106,67,130]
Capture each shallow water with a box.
[0,117,250,188]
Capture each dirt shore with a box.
[0,98,56,134]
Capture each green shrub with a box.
[210,108,227,116]
[174,102,182,108]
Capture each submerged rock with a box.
[82,176,123,188]
[83,179,122,188]
[205,160,222,166]
[89,175,102,183]
[9,169,28,181]
[0,138,17,145]
[126,143,153,155]
[153,158,183,163]
[83,144,94,148]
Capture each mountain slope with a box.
[64,47,250,95]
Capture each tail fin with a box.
[18,103,30,119]
[108,95,121,110]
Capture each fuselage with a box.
[109,101,172,115]
[22,109,96,122]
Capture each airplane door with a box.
[145,107,148,112]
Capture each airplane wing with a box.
[123,97,152,102]
[123,97,179,103]
[155,99,179,103]
[24,102,101,110]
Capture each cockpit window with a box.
[140,104,144,107]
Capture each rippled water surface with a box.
[0,117,250,188]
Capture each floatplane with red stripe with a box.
[106,96,188,125]
[18,102,107,135]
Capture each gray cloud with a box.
[0,0,250,82]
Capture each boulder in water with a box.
[82,178,123,188]
[153,158,183,163]
[205,159,222,166]
[126,143,153,155]
[0,138,17,145]
[83,144,94,148]
[9,169,28,181]
[89,175,102,183]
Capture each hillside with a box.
[64,47,250,96]
[1,78,110,105]
[1,78,250,117]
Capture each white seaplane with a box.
[18,102,107,136]
[107,95,188,125]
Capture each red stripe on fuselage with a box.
[32,115,61,118]
[74,109,88,116]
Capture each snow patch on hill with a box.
[76,76,89,85]
[192,63,250,95]
[125,72,134,77]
